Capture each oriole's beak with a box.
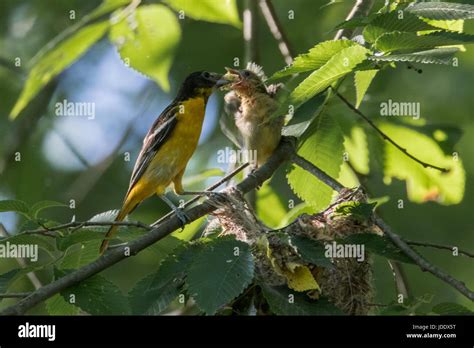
[216,78,231,87]
[206,72,230,88]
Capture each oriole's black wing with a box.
[126,103,178,196]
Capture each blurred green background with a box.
[0,0,473,314]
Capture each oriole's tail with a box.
[99,195,139,254]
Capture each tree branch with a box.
[20,220,151,236]
[0,138,295,315]
[151,162,249,227]
[406,240,474,259]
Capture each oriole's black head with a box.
[176,71,227,100]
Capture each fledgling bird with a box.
[100,71,228,254]
[222,63,284,168]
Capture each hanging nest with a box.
[206,187,381,315]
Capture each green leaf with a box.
[29,200,67,219]
[0,269,20,293]
[128,245,195,314]
[45,294,80,315]
[354,69,378,108]
[260,285,343,315]
[58,270,130,315]
[334,16,372,31]
[28,0,130,68]
[432,302,473,315]
[56,229,104,251]
[426,19,464,32]
[256,182,288,228]
[344,126,370,174]
[334,201,376,223]
[338,233,414,264]
[290,235,333,268]
[10,21,109,119]
[0,199,30,217]
[59,240,101,269]
[164,0,241,28]
[287,44,370,110]
[187,238,254,315]
[109,4,181,91]
[287,113,344,212]
[380,122,465,205]
[374,31,474,52]
[280,203,317,227]
[282,92,328,138]
[363,11,438,43]
[405,2,474,20]
[270,40,357,79]
[171,216,205,241]
[369,47,459,65]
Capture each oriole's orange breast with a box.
[140,97,206,194]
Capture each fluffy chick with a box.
[222,63,284,167]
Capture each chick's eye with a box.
[243,71,251,77]
[203,72,210,79]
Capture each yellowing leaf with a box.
[256,182,287,228]
[344,126,369,174]
[354,70,378,109]
[109,5,181,91]
[283,264,320,292]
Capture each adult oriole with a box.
[222,63,284,167]
[100,71,228,254]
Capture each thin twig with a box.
[0,292,31,299]
[151,162,249,227]
[20,220,151,236]
[334,90,449,173]
[406,240,474,259]
[292,153,344,192]
[374,217,474,301]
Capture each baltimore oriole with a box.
[222,63,284,167]
[100,71,228,254]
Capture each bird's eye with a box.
[202,72,211,79]
[243,71,251,77]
